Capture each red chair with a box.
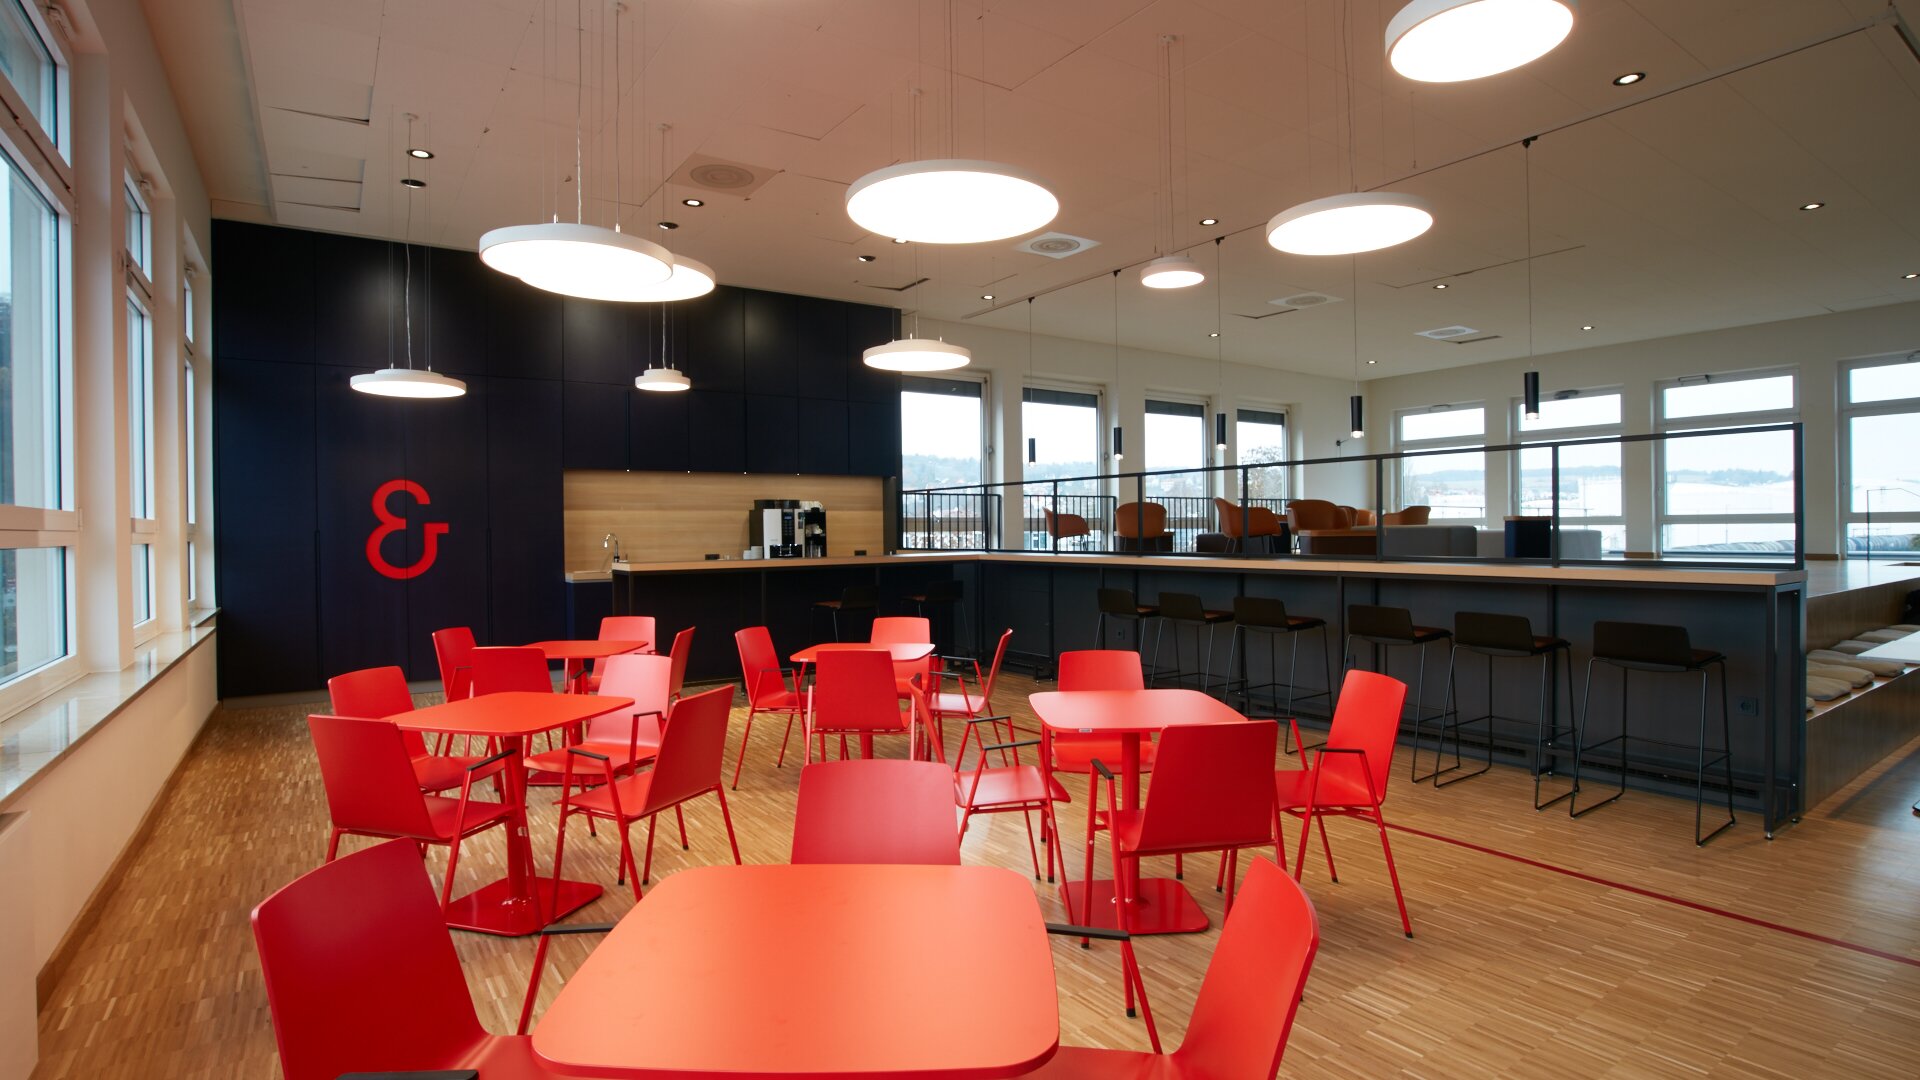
[553,685,743,901]
[327,665,488,793]
[1051,650,1159,776]
[871,615,935,701]
[431,625,478,702]
[306,713,514,913]
[1017,857,1319,1079]
[1084,719,1277,1047]
[665,626,694,700]
[804,649,921,763]
[523,653,672,778]
[791,759,960,865]
[733,626,803,788]
[1276,668,1415,938]
[252,839,606,1080]
[952,703,1070,882]
[583,614,657,691]
[471,645,556,694]
[926,628,1013,732]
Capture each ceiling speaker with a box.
[1015,231,1100,259]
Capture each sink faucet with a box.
[602,532,622,567]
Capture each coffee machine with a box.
[751,500,827,559]
[799,502,827,558]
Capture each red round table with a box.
[1028,688,1247,935]
[528,639,650,693]
[397,691,633,936]
[532,863,1058,1078]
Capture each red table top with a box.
[528,639,650,661]
[531,864,1058,1078]
[1027,689,1247,734]
[396,692,634,738]
[791,642,935,664]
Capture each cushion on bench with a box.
[1807,649,1904,677]
[1804,675,1852,702]
[1807,664,1872,689]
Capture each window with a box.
[182,270,196,345]
[900,376,985,490]
[127,295,154,521]
[1515,391,1625,554]
[1656,370,1798,556]
[0,546,64,683]
[1396,404,1486,524]
[1236,407,1288,500]
[124,177,150,278]
[0,0,60,151]
[184,360,197,602]
[1022,386,1102,549]
[1143,399,1205,498]
[1841,356,1920,556]
[131,544,152,626]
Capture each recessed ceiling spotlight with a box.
[657,221,678,230]
[891,237,909,244]
[1581,324,1594,330]
[1611,71,1645,86]
[682,198,703,207]
[399,177,425,188]
[407,148,433,159]
[857,254,876,262]
[1208,331,1220,338]
[1905,272,1919,280]
[1432,283,1448,289]
[1199,217,1219,226]
[982,294,995,300]
[1799,202,1825,211]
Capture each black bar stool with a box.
[1571,621,1736,845]
[1431,612,1577,807]
[1149,592,1233,691]
[1093,587,1160,664]
[1344,604,1452,781]
[1221,596,1333,752]
[811,584,878,642]
[905,579,968,655]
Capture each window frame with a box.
[1839,354,1920,557]
[1510,388,1626,553]
[1393,401,1489,527]
[1653,367,1799,556]
[0,0,69,168]
[1234,404,1290,502]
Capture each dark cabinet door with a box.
[311,232,394,369]
[488,378,566,645]
[673,287,744,393]
[745,394,800,474]
[401,379,494,682]
[562,382,629,470]
[798,398,850,475]
[313,365,411,681]
[630,389,690,472]
[795,298,848,401]
[422,247,490,377]
[687,391,747,472]
[847,399,900,477]
[487,273,563,381]
[561,298,639,384]
[213,357,320,696]
[742,289,800,397]
[213,220,315,364]
[845,303,901,404]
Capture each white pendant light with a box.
[862,337,971,372]
[624,254,715,302]
[1140,254,1204,289]
[352,368,468,398]
[356,117,466,400]
[635,366,691,392]
[1385,0,1575,83]
[1266,192,1434,256]
[846,160,1057,245]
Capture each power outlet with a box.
[1737,696,1759,716]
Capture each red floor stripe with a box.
[1382,821,1920,969]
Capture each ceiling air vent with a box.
[670,154,778,197]
[1270,292,1342,310]
[1015,232,1100,259]
[1415,325,1479,341]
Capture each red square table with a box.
[397,691,632,936]
[1028,688,1248,935]
[528,639,650,693]
[532,863,1058,1078]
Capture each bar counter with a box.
[610,551,1805,834]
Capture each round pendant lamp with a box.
[624,254,716,303]
[862,337,971,372]
[634,366,692,392]
[846,160,1058,244]
[478,222,675,301]
[1385,0,1575,84]
[1266,192,1434,256]
[1139,254,1205,289]
[351,367,468,399]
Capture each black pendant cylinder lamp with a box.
[1349,394,1365,439]
[1215,411,1227,450]
[1027,437,1037,464]
[1524,370,1541,420]
[1112,425,1125,461]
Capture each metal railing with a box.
[894,423,1806,570]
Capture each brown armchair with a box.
[1381,505,1431,526]
[1351,508,1376,526]
[1285,499,1344,533]
[1212,497,1287,553]
[1116,502,1174,552]
[1042,508,1091,550]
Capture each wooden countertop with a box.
[601,552,1805,588]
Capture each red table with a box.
[397,691,633,936]
[528,639,650,693]
[1028,688,1246,935]
[532,864,1057,1078]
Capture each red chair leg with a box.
[1317,814,1339,883]
[775,709,797,768]
[716,788,743,865]
[619,821,643,901]
[1373,808,1414,938]
[642,814,658,886]
[1292,809,1315,881]
[549,809,572,914]
[518,932,553,1036]
[1020,810,1041,880]
[325,829,343,862]
[731,710,757,789]
[1225,848,1241,914]
[439,838,462,915]
[675,805,689,850]
[1173,852,1183,880]
[1215,852,1228,892]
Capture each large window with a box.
[2,155,59,510]
[1516,391,1624,553]
[127,295,154,520]
[900,376,985,490]
[1396,404,1486,524]
[1656,370,1798,555]
[0,0,60,151]
[1841,356,1920,556]
[1023,386,1102,549]
[1236,407,1288,500]
[1142,399,1205,498]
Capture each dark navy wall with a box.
[212,220,901,697]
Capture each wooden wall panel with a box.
[563,471,885,569]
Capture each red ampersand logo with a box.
[365,479,449,580]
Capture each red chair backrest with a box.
[977,629,1014,704]
[306,714,434,837]
[792,760,960,866]
[735,626,789,706]
[599,615,657,651]
[666,627,694,698]
[1134,721,1276,854]
[328,665,429,760]
[252,840,490,1080]
[1322,669,1408,805]
[870,616,931,644]
[471,646,553,695]
[431,626,477,701]
[590,653,674,744]
[640,685,734,811]
[809,649,906,734]
[1058,650,1146,691]
[1174,857,1320,1078]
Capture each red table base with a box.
[443,876,603,936]
[1058,877,1211,935]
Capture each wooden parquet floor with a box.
[31,673,1920,1079]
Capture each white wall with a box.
[1360,301,1920,556]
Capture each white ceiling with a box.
[147,0,1920,378]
